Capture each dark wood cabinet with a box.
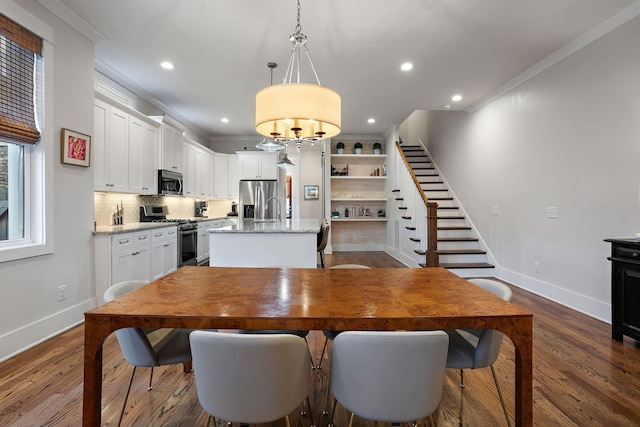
[605,238,640,342]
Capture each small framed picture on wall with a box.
[61,128,91,167]
[304,185,319,200]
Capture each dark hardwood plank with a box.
[1,252,639,426]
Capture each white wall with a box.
[0,0,96,361]
[427,15,640,322]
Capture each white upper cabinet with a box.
[228,154,239,199]
[237,151,278,180]
[155,118,185,173]
[128,115,158,195]
[94,95,159,194]
[214,153,229,198]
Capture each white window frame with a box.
[0,3,54,263]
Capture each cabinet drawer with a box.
[151,226,177,243]
[615,246,640,261]
[112,230,151,252]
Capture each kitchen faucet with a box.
[266,196,282,222]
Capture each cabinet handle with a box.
[118,238,130,245]
[164,244,170,247]
[139,235,148,241]
[633,252,639,257]
[132,251,139,256]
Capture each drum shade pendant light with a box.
[255,0,341,155]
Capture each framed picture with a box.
[61,128,91,167]
[304,185,319,200]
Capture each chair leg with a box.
[490,365,512,427]
[118,366,137,427]
[316,335,329,369]
[147,366,154,390]
[320,251,325,268]
[303,336,314,368]
[347,412,355,427]
[458,369,464,427]
[285,414,291,427]
[305,396,315,427]
[206,414,212,427]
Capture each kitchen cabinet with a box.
[184,141,215,198]
[605,238,640,343]
[214,153,231,198]
[237,151,279,179]
[94,94,160,194]
[152,117,186,173]
[183,143,197,197]
[150,226,177,280]
[228,155,240,199]
[329,139,388,251]
[94,98,129,192]
[128,115,158,195]
[94,225,178,303]
[197,219,222,264]
[111,230,152,287]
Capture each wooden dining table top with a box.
[87,266,531,332]
[83,266,533,426]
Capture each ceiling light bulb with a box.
[221,118,229,123]
[451,94,463,102]
[368,118,376,124]
[400,62,413,71]
[160,61,174,70]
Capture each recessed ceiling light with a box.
[221,118,229,123]
[160,61,174,70]
[400,62,413,71]
[451,94,463,102]
[367,118,376,124]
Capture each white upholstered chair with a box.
[104,280,194,427]
[189,330,312,427]
[329,331,449,426]
[446,278,513,427]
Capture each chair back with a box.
[104,280,158,367]
[330,331,449,422]
[468,278,512,368]
[189,331,311,423]
[317,220,330,252]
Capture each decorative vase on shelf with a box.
[354,142,363,154]
[336,141,345,154]
[373,142,382,155]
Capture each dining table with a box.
[83,266,533,426]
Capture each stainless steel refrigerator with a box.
[239,179,279,221]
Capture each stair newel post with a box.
[426,202,439,267]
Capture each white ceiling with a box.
[47,0,636,140]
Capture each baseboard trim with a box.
[496,266,610,324]
[0,297,97,363]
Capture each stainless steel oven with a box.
[177,222,198,267]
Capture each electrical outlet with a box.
[57,285,66,301]
[533,261,540,273]
[492,206,499,215]
[546,207,559,218]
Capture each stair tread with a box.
[405,226,416,230]
[398,206,407,210]
[439,263,495,269]
[437,249,486,255]
[438,226,472,230]
[438,216,466,220]
[438,237,479,242]
[391,189,401,192]
[401,216,411,220]
[423,188,448,192]
[409,237,421,242]
[429,197,454,201]
[437,207,459,210]
[414,250,426,255]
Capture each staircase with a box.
[396,145,494,276]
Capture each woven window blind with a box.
[0,13,43,145]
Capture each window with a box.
[0,9,53,262]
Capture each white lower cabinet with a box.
[197,220,222,264]
[95,226,177,303]
[111,230,152,286]
[150,227,178,280]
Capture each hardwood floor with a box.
[1,252,640,426]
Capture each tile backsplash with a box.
[94,192,234,226]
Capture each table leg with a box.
[510,317,533,427]
[83,317,108,427]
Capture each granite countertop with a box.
[93,216,236,235]
[209,219,320,234]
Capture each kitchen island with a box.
[209,219,320,268]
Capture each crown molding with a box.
[36,0,105,43]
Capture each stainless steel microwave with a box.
[158,169,183,196]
